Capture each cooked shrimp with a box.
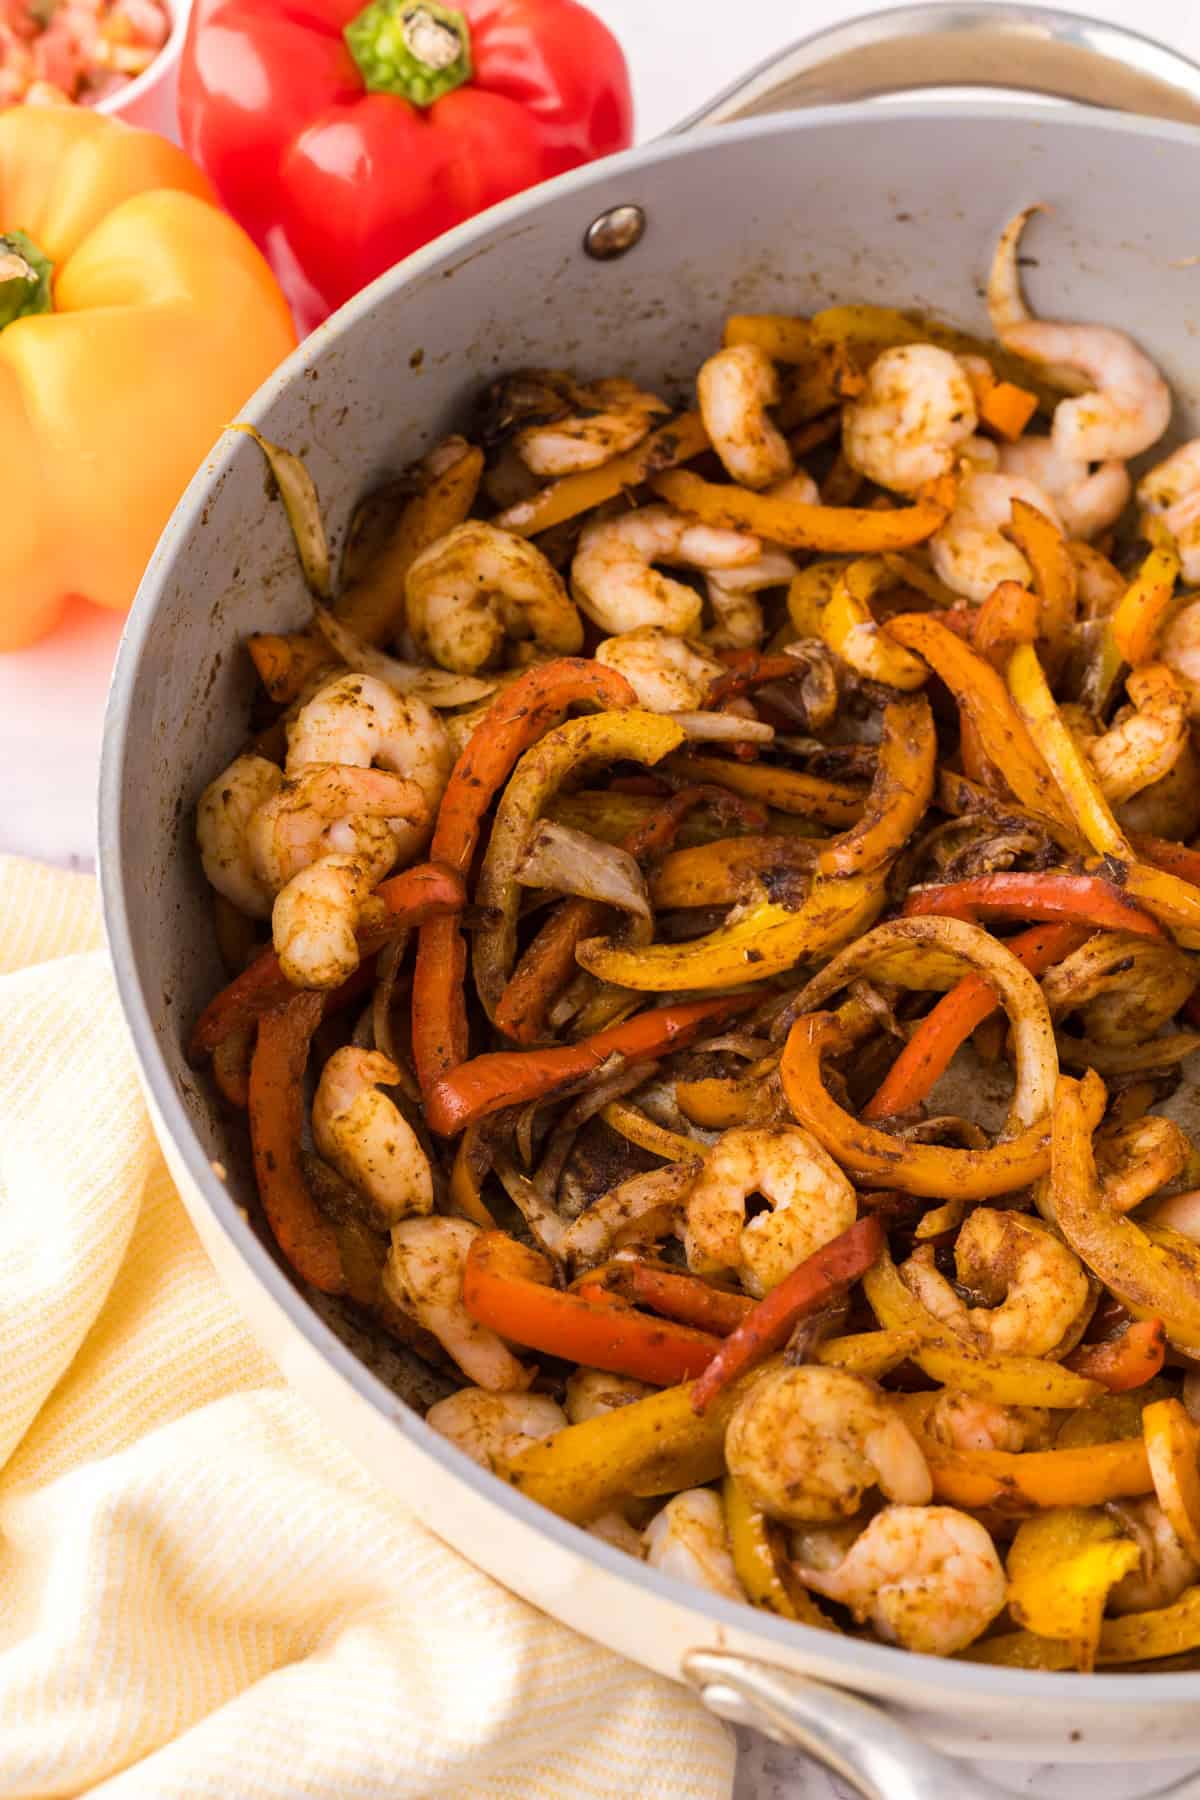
[561,1164,697,1272]
[425,1387,565,1468]
[989,207,1171,463]
[196,752,283,919]
[1097,1116,1190,1214]
[384,1216,532,1393]
[842,344,977,495]
[588,1511,648,1556]
[705,548,798,649]
[271,845,396,988]
[1115,738,1200,842]
[998,437,1131,541]
[564,1367,656,1423]
[724,1365,932,1524]
[900,1210,1090,1359]
[515,378,668,476]
[796,1504,1007,1656]
[571,504,761,636]
[595,627,724,712]
[312,1047,433,1225]
[923,1390,1052,1454]
[1139,441,1200,584]
[1108,1499,1200,1616]
[1161,600,1200,721]
[247,765,427,892]
[405,521,582,673]
[697,344,793,490]
[928,472,1063,603]
[1087,664,1188,804]
[1041,932,1197,1051]
[684,1124,857,1297]
[642,1488,747,1602]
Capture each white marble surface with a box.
[11,3,1200,1794]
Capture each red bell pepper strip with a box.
[248,990,345,1294]
[425,992,756,1136]
[178,0,632,333]
[624,1263,754,1337]
[690,1217,885,1415]
[1130,835,1200,889]
[189,861,464,1060]
[903,872,1165,941]
[462,1232,722,1385]
[863,921,1087,1120]
[1064,1319,1167,1393]
[412,658,636,1095]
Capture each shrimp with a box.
[385,1217,531,1392]
[1097,1116,1190,1214]
[928,472,1063,603]
[923,1390,1052,1454]
[312,1047,433,1226]
[196,752,283,919]
[405,521,582,674]
[564,1367,656,1423]
[988,207,1171,463]
[515,378,668,476]
[1087,664,1188,804]
[247,765,428,892]
[1160,595,1200,723]
[425,1387,566,1468]
[1107,1499,1200,1616]
[270,847,394,988]
[842,344,978,495]
[1115,738,1200,842]
[684,1125,857,1298]
[1040,930,1197,1050]
[724,1365,932,1524]
[697,343,793,490]
[705,548,798,649]
[900,1209,1090,1359]
[1139,440,1200,584]
[795,1504,1007,1656]
[642,1488,747,1602]
[561,1164,697,1272]
[998,436,1131,541]
[571,504,762,637]
[595,627,724,712]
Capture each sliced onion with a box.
[232,426,331,598]
[516,821,651,922]
[312,603,497,707]
[670,711,775,743]
[492,1148,568,1262]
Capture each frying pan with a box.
[98,7,1200,1792]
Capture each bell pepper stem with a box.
[0,231,53,331]
[345,0,472,105]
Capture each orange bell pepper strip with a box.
[1005,498,1078,655]
[971,580,1039,667]
[913,1427,1152,1511]
[903,872,1165,941]
[411,658,635,1095]
[1143,1398,1200,1561]
[1064,1319,1167,1393]
[248,991,345,1295]
[663,751,866,827]
[462,1232,721,1385]
[863,921,1086,1120]
[425,993,755,1137]
[884,613,1084,844]
[965,362,1039,440]
[1130,834,1200,887]
[493,411,710,536]
[691,1217,885,1414]
[816,694,935,879]
[1111,545,1181,668]
[652,467,952,552]
[781,1012,1105,1199]
[819,558,930,690]
[189,861,465,1060]
[0,106,296,649]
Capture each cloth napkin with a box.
[0,856,735,1800]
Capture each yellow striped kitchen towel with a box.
[0,856,735,1800]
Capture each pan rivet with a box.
[584,204,646,260]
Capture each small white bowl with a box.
[94,0,188,139]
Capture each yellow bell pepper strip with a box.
[473,710,684,1023]
[1143,1399,1200,1561]
[1005,498,1078,656]
[425,993,754,1137]
[801,302,1065,409]
[649,836,818,910]
[815,1329,922,1381]
[691,1218,885,1414]
[1110,858,1200,952]
[651,468,953,553]
[722,1474,837,1628]
[820,559,930,689]
[1052,1073,1200,1356]
[816,695,935,880]
[599,1101,707,1165]
[723,313,814,361]
[662,751,866,827]
[782,1011,1104,1201]
[1055,1380,1175,1449]
[248,991,346,1296]
[903,871,1166,941]
[576,866,886,992]
[447,1125,499,1231]
[493,411,710,536]
[462,1231,721,1386]
[1111,544,1181,667]
[863,1245,1101,1408]
[787,560,843,635]
[965,1584,1200,1669]
[0,106,296,650]
[1063,1318,1166,1393]
[1006,1508,1142,1671]
[1007,641,1129,857]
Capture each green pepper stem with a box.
[0,230,53,332]
[344,0,472,106]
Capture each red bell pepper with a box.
[178,0,633,332]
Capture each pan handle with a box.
[683,1650,1200,1800]
[670,3,1200,132]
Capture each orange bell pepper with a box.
[248,991,345,1295]
[0,106,296,648]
